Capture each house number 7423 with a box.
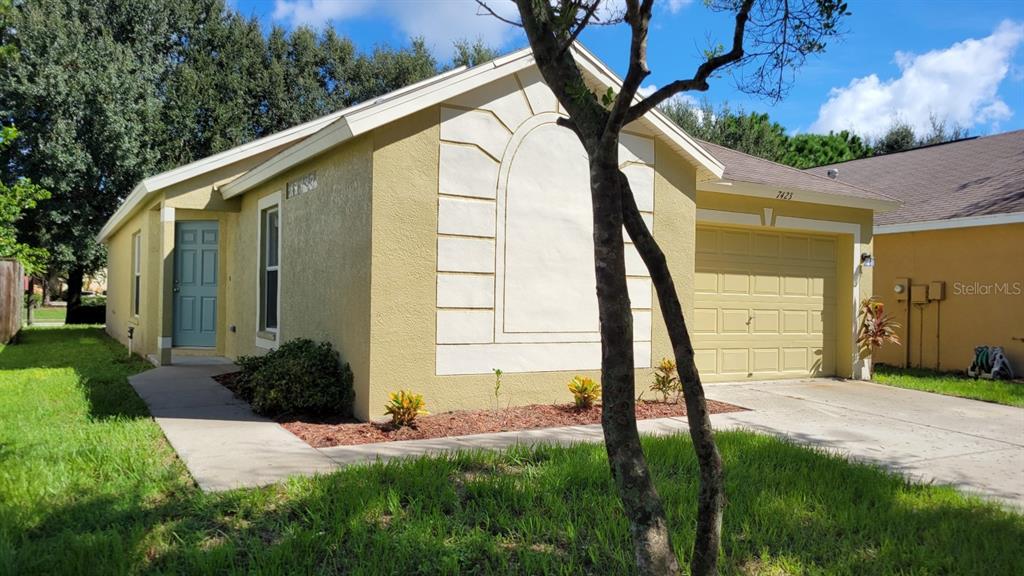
[776,191,794,200]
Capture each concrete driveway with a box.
[706,379,1024,508]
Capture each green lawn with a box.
[2,328,1022,575]
[874,364,1024,407]
[28,306,65,322]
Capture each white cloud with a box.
[271,1,694,59]
[638,83,658,97]
[811,20,1024,138]
[272,0,521,59]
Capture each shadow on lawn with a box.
[0,326,152,421]
[6,328,1023,574]
[22,434,1024,575]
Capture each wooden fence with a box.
[1,258,24,344]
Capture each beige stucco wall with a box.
[694,191,874,378]
[872,223,1024,372]
[363,107,698,421]
[226,135,375,410]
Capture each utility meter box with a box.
[911,284,929,303]
[928,281,946,301]
[894,277,910,301]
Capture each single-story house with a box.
[807,131,1024,373]
[99,45,898,420]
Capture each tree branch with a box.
[474,0,523,27]
[603,0,654,137]
[622,0,754,125]
[557,1,602,58]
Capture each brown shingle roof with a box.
[806,130,1024,226]
[698,140,896,204]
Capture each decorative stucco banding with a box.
[434,76,657,375]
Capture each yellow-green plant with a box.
[650,357,682,403]
[567,376,601,409]
[384,390,428,427]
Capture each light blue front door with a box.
[173,221,218,347]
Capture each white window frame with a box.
[256,192,282,349]
[131,230,141,319]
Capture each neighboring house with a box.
[808,130,1024,373]
[98,45,897,420]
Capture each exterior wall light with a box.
[860,252,875,268]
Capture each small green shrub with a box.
[650,357,682,403]
[235,338,355,417]
[567,376,601,409]
[384,390,427,427]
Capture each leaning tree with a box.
[478,1,848,574]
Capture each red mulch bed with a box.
[213,372,747,448]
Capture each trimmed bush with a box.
[235,338,355,417]
[65,304,105,324]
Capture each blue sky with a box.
[233,1,1024,138]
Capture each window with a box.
[258,195,281,340]
[131,231,141,317]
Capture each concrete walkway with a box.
[132,365,1023,507]
[129,360,337,491]
[706,379,1024,508]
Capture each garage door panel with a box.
[720,231,750,255]
[693,308,718,333]
[695,224,837,381]
[782,347,809,371]
[752,233,780,257]
[752,309,779,333]
[752,348,780,372]
[781,235,809,259]
[721,309,751,333]
[783,276,810,296]
[810,238,836,261]
[752,275,780,295]
[695,271,718,293]
[721,273,750,294]
[694,349,717,374]
[720,348,749,374]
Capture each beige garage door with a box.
[693,225,837,380]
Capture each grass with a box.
[2,327,1022,575]
[28,306,65,322]
[873,364,1024,407]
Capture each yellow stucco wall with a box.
[694,191,874,378]
[226,135,375,408]
[106,207,161,358]
[872,223,1024,372]
[363,107,697,421]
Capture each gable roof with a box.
[697,140,900,211]
[219,44,724,199]
[805,130,1024,229]
[96,65,472,243]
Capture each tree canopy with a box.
[661,99,968,169]
[0,0,471,303]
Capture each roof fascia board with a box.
[699,179,902,212]
[222,53,537,198]
[875,211,1024,234]
[568,45,725,179]
[97,182,151,242]
[98,64,473,242]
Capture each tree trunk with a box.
[64,266,85,322]
[43,271,61,305]
[619,172,725,576]
[590,153,681,576]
